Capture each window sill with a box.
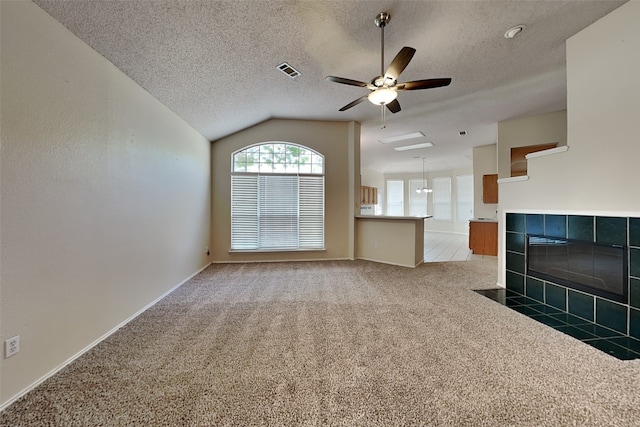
[229,248,326,253]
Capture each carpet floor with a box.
[2,259,640,426]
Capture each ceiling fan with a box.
[326,12,451,122]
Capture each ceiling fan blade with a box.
[384,47,416,81]
[338,95,369,111]
[396,78,452,91]
[326,76,369,87]
[386,99,401,113]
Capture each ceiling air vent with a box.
[277,62,301,79]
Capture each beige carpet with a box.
[2,259,640,426]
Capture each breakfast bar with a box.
[355,215,431,267]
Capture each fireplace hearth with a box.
[505,213,640,343]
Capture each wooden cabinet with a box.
[360,186,378,205]
[469,220,498,256]
[482,174,498,204]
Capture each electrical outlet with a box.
[5,336,20,358]
[374,242,379,249]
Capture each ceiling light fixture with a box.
[367,87,398,105]
[416,157,432,193]
[379,131,425,144]
[393,142,434,152]
[504,25,526,39]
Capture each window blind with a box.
[259,175,299,249]
[432,177,452,221]
[231,174,324,250]
[231,175,258,249]
[409,179,428,216]
[386,180,404,216]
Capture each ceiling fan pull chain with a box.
[381,105,386,129]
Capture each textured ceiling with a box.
[33,0,627,174]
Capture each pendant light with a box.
[416,157,432,193]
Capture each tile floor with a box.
[475,288,640,360]
[424,231,492,262]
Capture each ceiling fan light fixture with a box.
[368,87,398,105]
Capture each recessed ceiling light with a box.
[393,142,434,151]
[504,25,526,39]
[379,131,425,144]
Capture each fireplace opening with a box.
[527,234,627,303]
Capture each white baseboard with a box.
[0,262,212,412]
[209,257,352,264]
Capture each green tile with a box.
[545,282,566,310]
[511,305,541,316]
[529,304,563,315]
[609,336,640,354]
[506,252,525,274]
[630,278,640,310]
[631,309,640,340]
[530,314,565,327]
[506,296,539,306]
[550,312,591,326]
[574,323,623,338]
[545,215,567,238]
[506,213,525,233]
[568,290,594,322]
[631,248,640,278]
[596,216,627,246]
[553,325,597,340]
[506,232,525,254]
[596,298,628,334]
[474,289,505,303]
[506,271,524,294]
[526,214,544,235]
[585,339,638,360]
[568,215,594,241]
[630,218,640,247]
[525,277,544,302]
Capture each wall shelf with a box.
[497,175,529,184]
[525,145,569,159]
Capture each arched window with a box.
[231,142,324,251]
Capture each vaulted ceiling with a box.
[33,0,627,173]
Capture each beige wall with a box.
[361,168,385,191]
[498,1,640,285]
[0,2,211,407]
[472,144,498,220]
[210,119,360,262]
[497,110,567,179]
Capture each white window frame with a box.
[231,142,324,251]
